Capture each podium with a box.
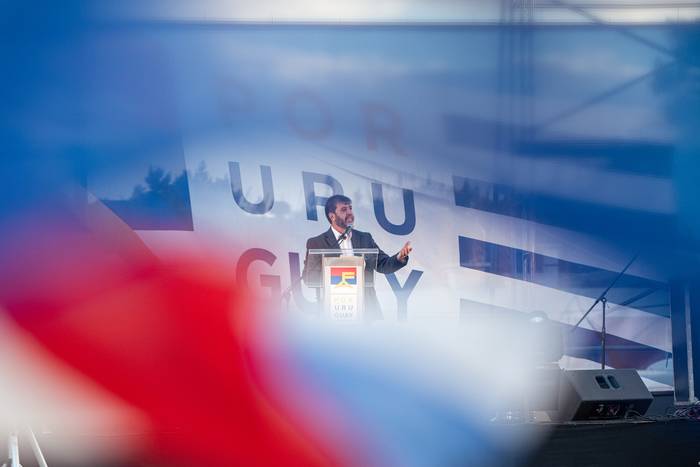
[305,248,378,321]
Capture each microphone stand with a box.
[570,252,638,370]
[281,274,305,313]
[280,226,352,312]
[335,225,352,246]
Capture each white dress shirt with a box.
[331,226,353,256]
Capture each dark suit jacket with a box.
[302,227,407,321]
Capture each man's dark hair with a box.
[324,194,352,223]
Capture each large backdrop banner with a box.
[11,17,699,391]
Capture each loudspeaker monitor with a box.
[557,369,653,421]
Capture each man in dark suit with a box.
[302,194,412,321]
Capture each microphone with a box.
[337,224,353,245]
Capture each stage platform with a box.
[5,393,698,467]
[521,417,700,467]
[498,392,700,467]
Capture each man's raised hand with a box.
[397,241,413,262]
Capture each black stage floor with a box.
[5,394,699,467]
[521,418,700,467]
[491,392,700,467]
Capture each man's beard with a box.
[337,217,353,229]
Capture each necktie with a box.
[341,231,352,256]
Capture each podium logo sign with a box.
[330,294,358,321]
[330,267,357,287]
[327,266,360,320]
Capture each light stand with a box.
[571,253,638,370]
[600,297,607,370]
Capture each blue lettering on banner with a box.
[236,248,281,301]
[229,161,275,214]
[372,182,416,235]
[288,252,315,310]
[386,269,423,321]
[302,171,344,221]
